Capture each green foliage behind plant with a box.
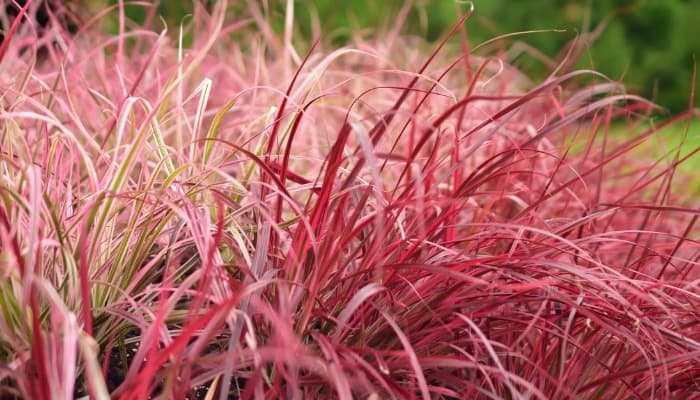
[463,0,699,113]
[102,0,698,113]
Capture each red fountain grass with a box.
[0,1,698,399]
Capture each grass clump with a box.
[0,1,698,399]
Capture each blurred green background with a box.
[104,0,699,114]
